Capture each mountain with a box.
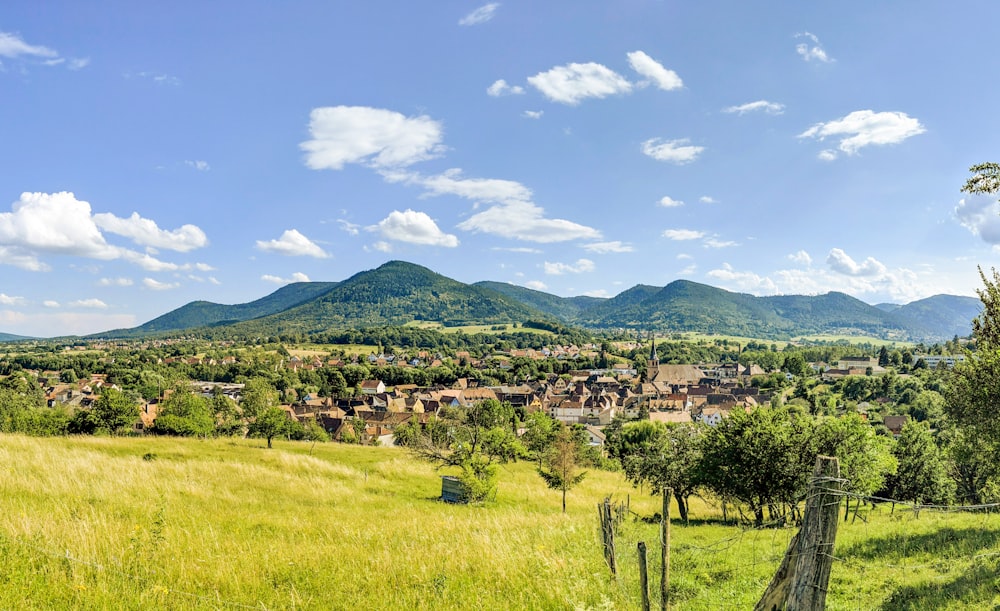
[96,260,981,343]
[888,295,983,341]
[104,281,341,337]
[473,281,603,320]
[220,261,549,335]
[0,332,32,342]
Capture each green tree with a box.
[698,407,814,526]
[883,420,955,505]
[813,414,896,518]
[622,422,704,522]
[249,406,292,449]
[522,411,557,465]
[537,424,587,513]
[92,387,139,435]
[240,377,279,421]
[153,386,214,437]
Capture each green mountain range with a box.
[91,260,982,342]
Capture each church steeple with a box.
[646,331,659,382]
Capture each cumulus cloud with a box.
[642,138,704,164]
[0,32,57,59]
[459,200,601,243]
[143,278,179,290]
[723,100,785,115]
[582,289,610,298]
[524,280,548,291]
[368,209,459,247]
[492,246,542,254]
[583,241,633,253]
[43,300,60,308]
[528,62,632,105]
[459,3,500,26]
[663,229,705,241]
[487,79,524,96]
[387,168,533,203]
[788,250,812,266]
[185,160,210,171]
[337,219,360,235]
[262,272,311,284]
[626,51,682,90]
[98,277,134,287]
[699,196,718,204]
[707,263,779,293]
[522,110,544,119]
[826,248,887,277]
[93,211,208,252]
[543,258,595,275]
[795,32,833,63]
[301,106,445,170]
[68,298,107,309]
[256,229,330,258]
[798,110,925,156]
[0,192,119,266]
[659,196,684,208]
[0,294,25,306]
[955,195,1000,245]
[704,238,738,248]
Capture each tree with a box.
[153,385,214,437]
[537,424,587,513]
[249,406,292,449]
[240,377,279,421]
[622,422,704,522]
[883,420,954,505]
[813,414,896,517]
[92,387,139,435]
[697,407,814,526]
[522,411,557,465]
[962,162,1000,199]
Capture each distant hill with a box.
[0,332,32,343]
[102,281,341,337]
[220,261,550,335]
[95,260,982,342]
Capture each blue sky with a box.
[3,1,1000,337]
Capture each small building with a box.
[441,475,468,504]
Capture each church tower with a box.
[646,332,660,383]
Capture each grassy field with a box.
[1,435,998,610]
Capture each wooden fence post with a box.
[598,498,617,577]
[661,488,670,611]
[638,541,650,611]
[755,455,842,611]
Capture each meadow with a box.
[1,435,998,610]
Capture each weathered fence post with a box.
[598,498,617,577]
[755,455,842,611]
[638,541,650,611]
[661,488,671,611]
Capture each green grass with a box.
[2,435,999,609]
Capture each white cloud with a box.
[826,248,887,277]
[143,278,179,291]
[458,200,601,243]
[663,229,705,241]
[955,196,1000,245]
[582,289,611,298]
[0,192,120,264]
[707,263,779,293]
[68,57,89,70]
[659,196,684,208]
[98,277,134,287]
[699,196,717,204]
[626,50,682,90]
[487,79,524,96]
[788,250,812,266]
[337,219,360,235]
[0,309,136,338]
[43,300,60,308]
[544,258,595,275]
[524,280,548,291]
[459,3,500,26]
[704,238,738,248]
[301,106,445,170]
[723,100,785,115]
[795,32,833,63]
[262,272,311,284]
[368,209,459,247]
[68,298,107,309]
[256,229,330,258]
[93,211,208,252]
[0,294,25,306]
[128,71,180,86]
[0,32,57,59]
[642,138,704,164]
[388,168,533,204]
[492,246,542,254]
[583,241,633,253]
[185,160,210,171]
[522,110,544,119]
[798,110,925,155]
[818,149,838,161]
[371,241,393,253]
[528,62,632,105]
